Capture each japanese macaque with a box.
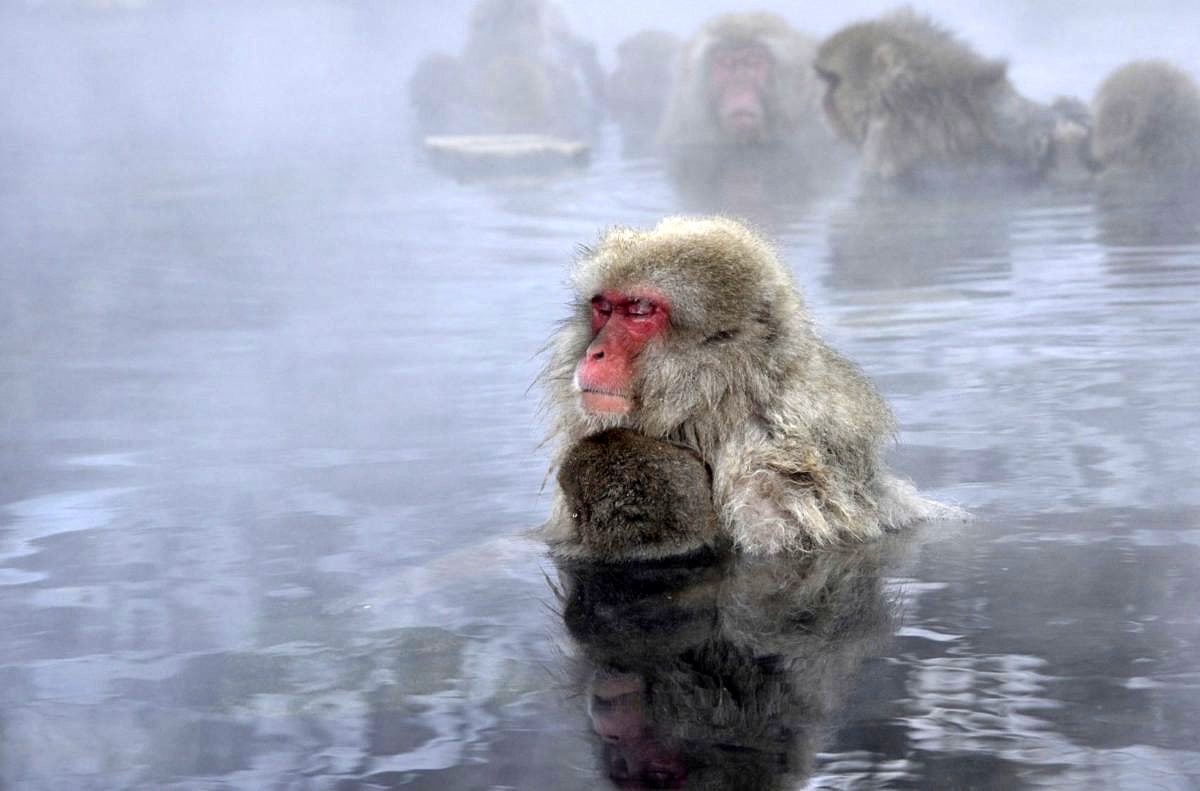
[408,0,603,138]
[605,30,682,156]
[657,13,832,150]
[1091,60,1200,178]
[556,540,900,788]
[557,428,721,561]
[814,10,1092,187]
[538,216,946,556]
[1089,61,1200,247]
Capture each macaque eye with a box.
[816,67,840,89]
[625,298,657,317]
[591,296,613,316]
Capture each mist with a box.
[5,1,1200,159]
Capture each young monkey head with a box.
[556,428,719,561]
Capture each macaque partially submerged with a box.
[814,10,1092,187]
[540,216,948,556]
[1091,60,1200,179]
[555,428,720,561]
[657,13,832,150]
[408,0,602,139]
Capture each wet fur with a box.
[1091,60,1200,177]
[815,10,1089,185]
[538,216,944,555]
[557,428,720,561]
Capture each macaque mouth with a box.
[579,387,633,415]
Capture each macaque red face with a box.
[574,290,670,416]
[707,44,774,141]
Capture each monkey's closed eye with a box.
[625,298,657,317]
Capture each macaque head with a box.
[574,289,670,417]
[557,428,718,560]
[706,43,776,142]
[547,216,800,441]
[815,13,1011,149]
[813,26,890,146]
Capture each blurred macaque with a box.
[605,30,682,156]
[657,13,832,150]
[555,428,720,561]
[409,54,472,135]
[1088,61,1200,247]
[408,0,602,138]
[556,541,901,789]
[655,14,847,211]
[1044,96,1096,185]
[1091,60,1200,180]
[814,10,1092,187]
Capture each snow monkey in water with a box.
[539,217,946,556]
[813,9,1092,187]
[656,12,832,151]
[1090,60,1200,180]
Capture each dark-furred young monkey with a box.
[556,428,720,561]
[1091,60,1200,178]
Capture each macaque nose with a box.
[590,349,605,360]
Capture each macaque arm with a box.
[715,438,861,553]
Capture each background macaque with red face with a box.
[653,13,847,211]
[1090,60,1200,179]
[656,13,830,150]
[706,42,775,142]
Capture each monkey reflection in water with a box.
[552,520,899,788]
